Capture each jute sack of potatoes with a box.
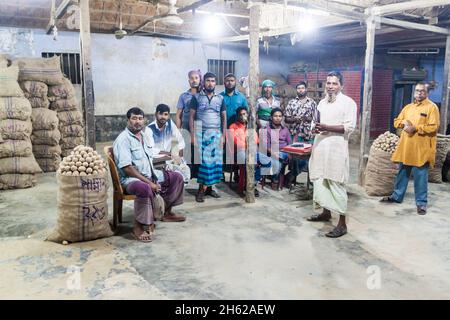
[60,136,85,150]
[0,66,24,97]
[0,173,36,190]
[0,139,33,158]
[36,155,61,172]
[31,128,61,146]
[32,144,61,158]
[59,124,84,137]
[429,135,450,184]
[364,145,399,196]
[0,119,32,140]
[12,56,64,85]
[0,156,42,174]
[0,97,32,121]
[50,97,79,112]
[48,77,75,99]
[57,110,83,126]
[20,80,48,98]
[28,96,50,109]
[47,146,112,243]
[31,108,58,130]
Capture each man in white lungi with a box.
[307,71,357,238]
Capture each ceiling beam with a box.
[45,0,72,34]
[366,0,450,17]
[379,16,450,35]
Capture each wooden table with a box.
[153,155,171,169]
[281,145,313,198]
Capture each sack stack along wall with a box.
[48,77,85,157]
[0,56,42,189]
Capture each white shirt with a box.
[308,92,357,184]
[146,119,186,155]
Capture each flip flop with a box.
[325,227,347,238]
[307,214,331,222]
[132,231,152,243]
[379,196,396,203]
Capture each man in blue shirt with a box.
[189,72,227,202]
[113,107,186,243]
[220,73,248,128]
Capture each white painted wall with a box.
[0,27,293,115]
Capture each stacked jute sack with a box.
[429,134,450,183]
[19,80,61,172]
[364,132,400,196]
[0,62,42,189]
[48,77,85,157]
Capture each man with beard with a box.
[256,79,281,129]
[220,73,248,128]
[380,82,439,215]
[176,70,201,179]
[147,104,190,183]
[189,72,227,202]
[307,71,357,238]
[113,107,186,243]
[284,81,319,187]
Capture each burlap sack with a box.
[60,136,85,150]
[59,124,84,137]
[429,135,450,183]
[36,155,60,172]
[50,97,79,112]
[47,172,113,243]
[0,54,10,68]
[12,56,64,85]
[0,156,42,174]
[20,80,48,98]
[57,110,83,126]
[61,148,72,157]
[0,119,32,140]
[28,96,50,109]
[0,139,33,158]
[0,173,36,190]
[31,108,58,130]
[48,77,75,99]
[32,144,61,158]
[31,128,61,146]
[0,97,32,120]
[0,66,24,97]
[364,146,399,196]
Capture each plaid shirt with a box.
[284,96,318,141]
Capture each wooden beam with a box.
[46,0,72,34]
[79,0,96,148]
[358,15,376,186]
[245,4,262,203]
[177,0,214,13]
[367,0,450,17]
[379,17,450,35]
[440,36,450,134]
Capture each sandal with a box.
[307,213,331,222]
[132,230,152,243]
[325,227,347,238]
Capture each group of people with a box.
[112,69,440,242]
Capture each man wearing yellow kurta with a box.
[307,71,357,238]
[380,82,440,215]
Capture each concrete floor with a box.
[1,143,450,299]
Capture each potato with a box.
[65,166,70,171]
[85,157,92,163]
[75,161,82,167]
[89,162,95,168]
[92,170,98,175]
[93,165,99,170]
[70,165,77,171]
[78,166,86,172]
[86,167,93,174]
[79,172,87,176]
[83,162,89,167]
[72,171,79,176]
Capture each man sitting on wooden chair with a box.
[113,107,186,243]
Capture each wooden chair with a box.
[104,146,136,229]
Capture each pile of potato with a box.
[58,145,106,176]
[372,131,399,154]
